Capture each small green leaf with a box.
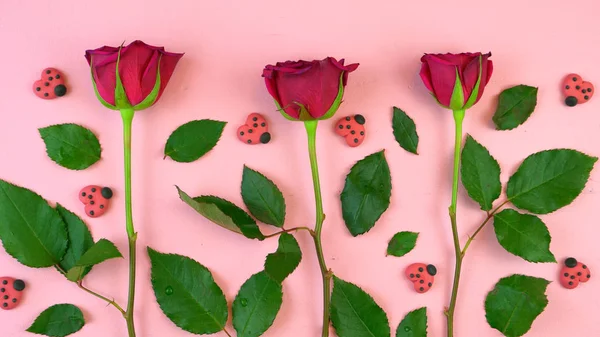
[241,166,286,227]
[148,247,228,334]
[396,307,427,337]
[507,149,597,214]
[341,151,392,236]
[164,120,226,163]
[492,85,538,130]
[331,276,390,337]
[177,186,265,240]
[56,204,94,279]
[485,274,549,337]
[493,209,555,263]
[38,124,101,170]
[232,271,283,337]
[386,232,418,257]
[66,239,122,282]
[26,304,85,337]
[264,233,302,283]
[0,180,67,268]
[392,107,419,155]
[460,135,501,211]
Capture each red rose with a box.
[420,52,493,110]
[85,40,184,110]
[263,57,359,120]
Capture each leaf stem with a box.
[446,109,464,337]
[121,108,138,337]
[223,328,233,337]
[461,200,509,256]
[263,226,314,238]
[77,282,126,316]
[304,120,331,337]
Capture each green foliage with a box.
[26,304,85,337]
[164,120,226,163]
[392,107,419,154]
[396,307,427,337]
[460,135,501,211]
[264,233,302,283]
[56,204,94,278]
[386,232,418,257]
[492,85,538,130]
[38,123,101,170]
[485,274,549,337]
[148,248,228,334]
[241,166,286,227]
[341,151,392,236]
[66,239,123,282]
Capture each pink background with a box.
[1,0,599,336]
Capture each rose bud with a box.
[85,40,184,111]
[262,57,359,121]
[420,52,493,111]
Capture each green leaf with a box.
[507,149,597,214]
[492,85,538,130]
[56,204,94,279]
[396,307,427,337]
[148,247,228,334]
[386,232,418,257]
[0,180,67,268]
[26,304,85,337]
[264,233,302,283]
[485,274,549,337]
[331,276,390,337]
[391,107,419,155]
[65,239,122,281]
[176,186,264,240]
[164,120,226,163]
[341,151,392,236]
[493,209,555,263]
[241,166,286,227]
[232,271,283,337]
[38,124,101,170]
[460,135,501,211]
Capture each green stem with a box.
[121,108,137,337]
[304,120,331,337]
[263,226,314,238]
[77,282,126,316]
[446,109,465,337]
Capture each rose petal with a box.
[419,62,434,92]
[426,58,458,107]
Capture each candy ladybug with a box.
[0,277,26,310]
[405,263,437,293]
[33,68,68,100]
[79,186,113,218]
[562,74,594,107]
[237,113,271,145]
[335,114,366,147]
[559,257,591,289]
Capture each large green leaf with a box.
[507,149,597,214]
[264,233,302,283]
[26,304,85,337]
[38,124,101,170]
[56,204,94,279]
[460,135,501,211]
[341,151,392,236]
[493,209,555,263]
[492,85,538,130]
[177,186,264,240]
[386,232,418,257]
[66,239,123,281]
[0,180,67,267]
[330,276,390,337]
[391,107,419,155]
[396,307,427,337]
[148,247,228,334]
[241,166,286,227]
[232,271,283,337]
[485,274,549,337]
[164,120,226,163]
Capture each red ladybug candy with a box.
[335,114,366,147]
[33,68,67,100]
[0,277,26,310]
[237,113,271,145]
[560,257,591,289]
[79,185,113,218]
[405,263,437,293]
